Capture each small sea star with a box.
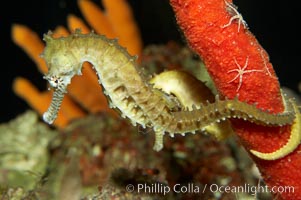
[227,57,263,92]
[222,0,248,32]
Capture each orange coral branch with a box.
[102,0,143,56]
[67,14,90,34]
[78,0,115,37]
[12,24,47,73]
[52,26,69,38]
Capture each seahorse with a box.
[41,31,297,155]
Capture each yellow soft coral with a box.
[12,0,142,128]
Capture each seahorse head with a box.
[41,31,85,124]
[41,32,82,91]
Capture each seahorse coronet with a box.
[42,31,296,155]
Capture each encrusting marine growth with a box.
[41,30,299,157]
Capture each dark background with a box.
[1,0,299,122]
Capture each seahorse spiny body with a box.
[41,31,297,155]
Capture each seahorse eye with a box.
[47,75,62,88]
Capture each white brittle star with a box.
[222,0,248,32]
[227,57,264,92]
